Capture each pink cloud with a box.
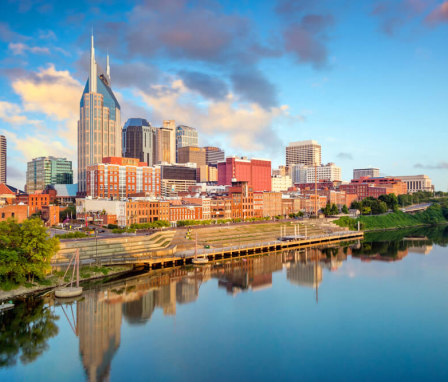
[425,1,448,25]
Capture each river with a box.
[1,226,448,381]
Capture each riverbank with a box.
[334,204,448,232]
[0,265,133,303]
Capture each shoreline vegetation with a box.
[334,204,448,231]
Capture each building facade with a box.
[176,125,198,161]
[78,35,121,194]
[204,146,225,166]
[0,135,6,184]
[160,164,197,196]
[353,168,380,179]
[291,163,341,184]
[395,175,433,194]
[177,146,206,167]
[122,118,156,166]
[86,157,161,199]
[26,156,73,193]
[286,140,321,166]
[217,157,271,192]
[156,121,176,164]
[271,175,292,192]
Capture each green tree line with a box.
[0,218,59,289]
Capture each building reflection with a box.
[77,289,121,382]
[70,232,440,381]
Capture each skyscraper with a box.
[122,118,156,166]
[286,140,321,166]
[26,156,73,193]
[176,125,198,161]
[204,146,225,166]
[156,120,176,164]
[0,135,6,184]
[177,146,206,167]
[78,34,121,194]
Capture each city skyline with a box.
[0,1,447,190]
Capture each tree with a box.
[342,205,349,214]
[323,202,332,216]
[0,218,59,285]
[379,194,398,211]
[330,204,339,215]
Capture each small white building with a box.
[271,175,293,192]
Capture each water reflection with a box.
[2,225,448,381]
[0,298,59,367]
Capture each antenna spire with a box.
[89,31,97,93]
[106,49,110,79]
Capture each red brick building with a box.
[0,204,28,223]
[217,157,271,192]
[86,157,161,199]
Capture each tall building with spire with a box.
[78,34,121,194]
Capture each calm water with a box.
[1,226,448,381]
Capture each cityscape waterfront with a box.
[1,227,448,381]
[1,2,448,381]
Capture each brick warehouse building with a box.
[86,157,161,199]
[217,157,271,192]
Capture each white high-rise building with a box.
[292,163,341,184]
[286,140,321,167]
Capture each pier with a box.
[99,230,364,270]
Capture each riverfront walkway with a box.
[103,230,364,270]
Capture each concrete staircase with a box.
[52,231,176,265]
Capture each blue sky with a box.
[0,0,447,190]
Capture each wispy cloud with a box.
[425,1,448,26]
[9,42,50,55]
[414,162,448,170]
[337,152,353,160]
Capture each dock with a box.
[104,230,364,270]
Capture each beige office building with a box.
[178,146,206,167]
[0,135,6,184]
[286,140,321,166]
[396,175,433,193]
[156,120,176,164]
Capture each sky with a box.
[0,0,447,190]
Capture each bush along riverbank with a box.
[334,204,448,231]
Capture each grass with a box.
[55,231,89,239]
[334,205,448,231]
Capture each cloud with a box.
[230,68,278,108]
[38,29,57,40]
[275,0,318,15]
[6,130,74,163]
[0,101,41,126]
[11,64,81,121]
[178,70,229,101]
[283,14,334,68]
[337,152,353,160]
[8,42,50,55]
[89,0,280,109]
[137,79,293,152]
[425,1,448,25]
[371,0,434,36]
[414,162,448,170]
[0,22,26,42]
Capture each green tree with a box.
[379,194,399,211]
[323,202,332,216]
[330,204,339,215]
[342,205,349,214]
[0,218,59,286]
